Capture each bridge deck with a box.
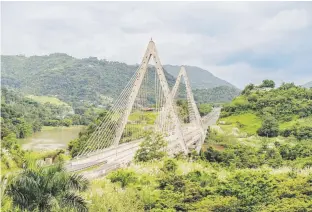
[65,108,221,179]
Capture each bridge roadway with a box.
[65,108,221,178]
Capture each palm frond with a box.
[67,173,89,192]
[60,191,89,212]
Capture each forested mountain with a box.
[194,86,241,104]
[1,54,168,107]
[303,81,312,88]
[163,65,236,89]
[1,54,238,108]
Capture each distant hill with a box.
[303,81,312,88]
[193,86,241,104]
[1,54,238,107]
[1,54,177,107]
[163,65,236,89]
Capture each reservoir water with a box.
[21,125,85,151]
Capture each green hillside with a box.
[163,65,236,89]
[26,95,70,106]
[1,54,172,107]
[194,86,241,104]
[220,81,312,138]
[1,54,239,108]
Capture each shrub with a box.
[134,132,167,162]
[108,169,137,188]
[257,116,279,137]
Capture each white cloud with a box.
[1,2,312,87]
[260,9,310,32]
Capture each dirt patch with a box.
[202,143,226,152]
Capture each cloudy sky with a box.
[2,2,312,88]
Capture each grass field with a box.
[27,95,69,106]
[279,116,312,130]
[128,111,158,125]
[219,112,262,135]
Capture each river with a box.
[21,125,85,151]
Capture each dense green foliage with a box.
[257,116,279,137]
[86,122,312,212]
[1,88,73,139]
[108,169,138,188]
[134,132,167,162]
[176,99,190,123]
[3,163,89,212]
[198,103,212,116]
[1,54,175,108]
[2,55,239,108]
[204,129,312,169]
[1,88,107,138]
[221,81,312,138]
[87,156,312,211]
[259,79,275,88]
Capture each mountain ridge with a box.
[163,64,237,89]
[1,53,239,107]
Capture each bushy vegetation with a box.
[1,88,106,147]
[1,54,177,108]
[134,132,167,162]
[198,103,212,116]
[1,88,73,139]
[221,80,312,138]
[204,129,312,169]
[87,156,312,212]
[176,99,190,123]
[2,163,89,212]
[2,55,239,109]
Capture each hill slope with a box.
[193,86,241,104]
[220,82,312,138]
[163,65,236,89]
[1,54,177,106]
[1,54,238,107]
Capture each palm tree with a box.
[5,163,89,212]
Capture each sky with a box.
[2,1,312,88]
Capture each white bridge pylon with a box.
[74,40,205,160]
[171,66,205,147]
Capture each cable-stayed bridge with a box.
[65,40,221,177]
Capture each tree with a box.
[241,83,255,95]
[259,79,275,88]
[198,104,212,116]
[176,100,190,123]
[5,163,89,212]
[108,169,137,188]
[162,159,178,173]
[257,116,279,137]
[134,132,167,162]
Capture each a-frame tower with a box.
[112,40,189,154]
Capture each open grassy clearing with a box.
[26,95,70,106]
[219,112,262,135]
[280,116,312,130]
